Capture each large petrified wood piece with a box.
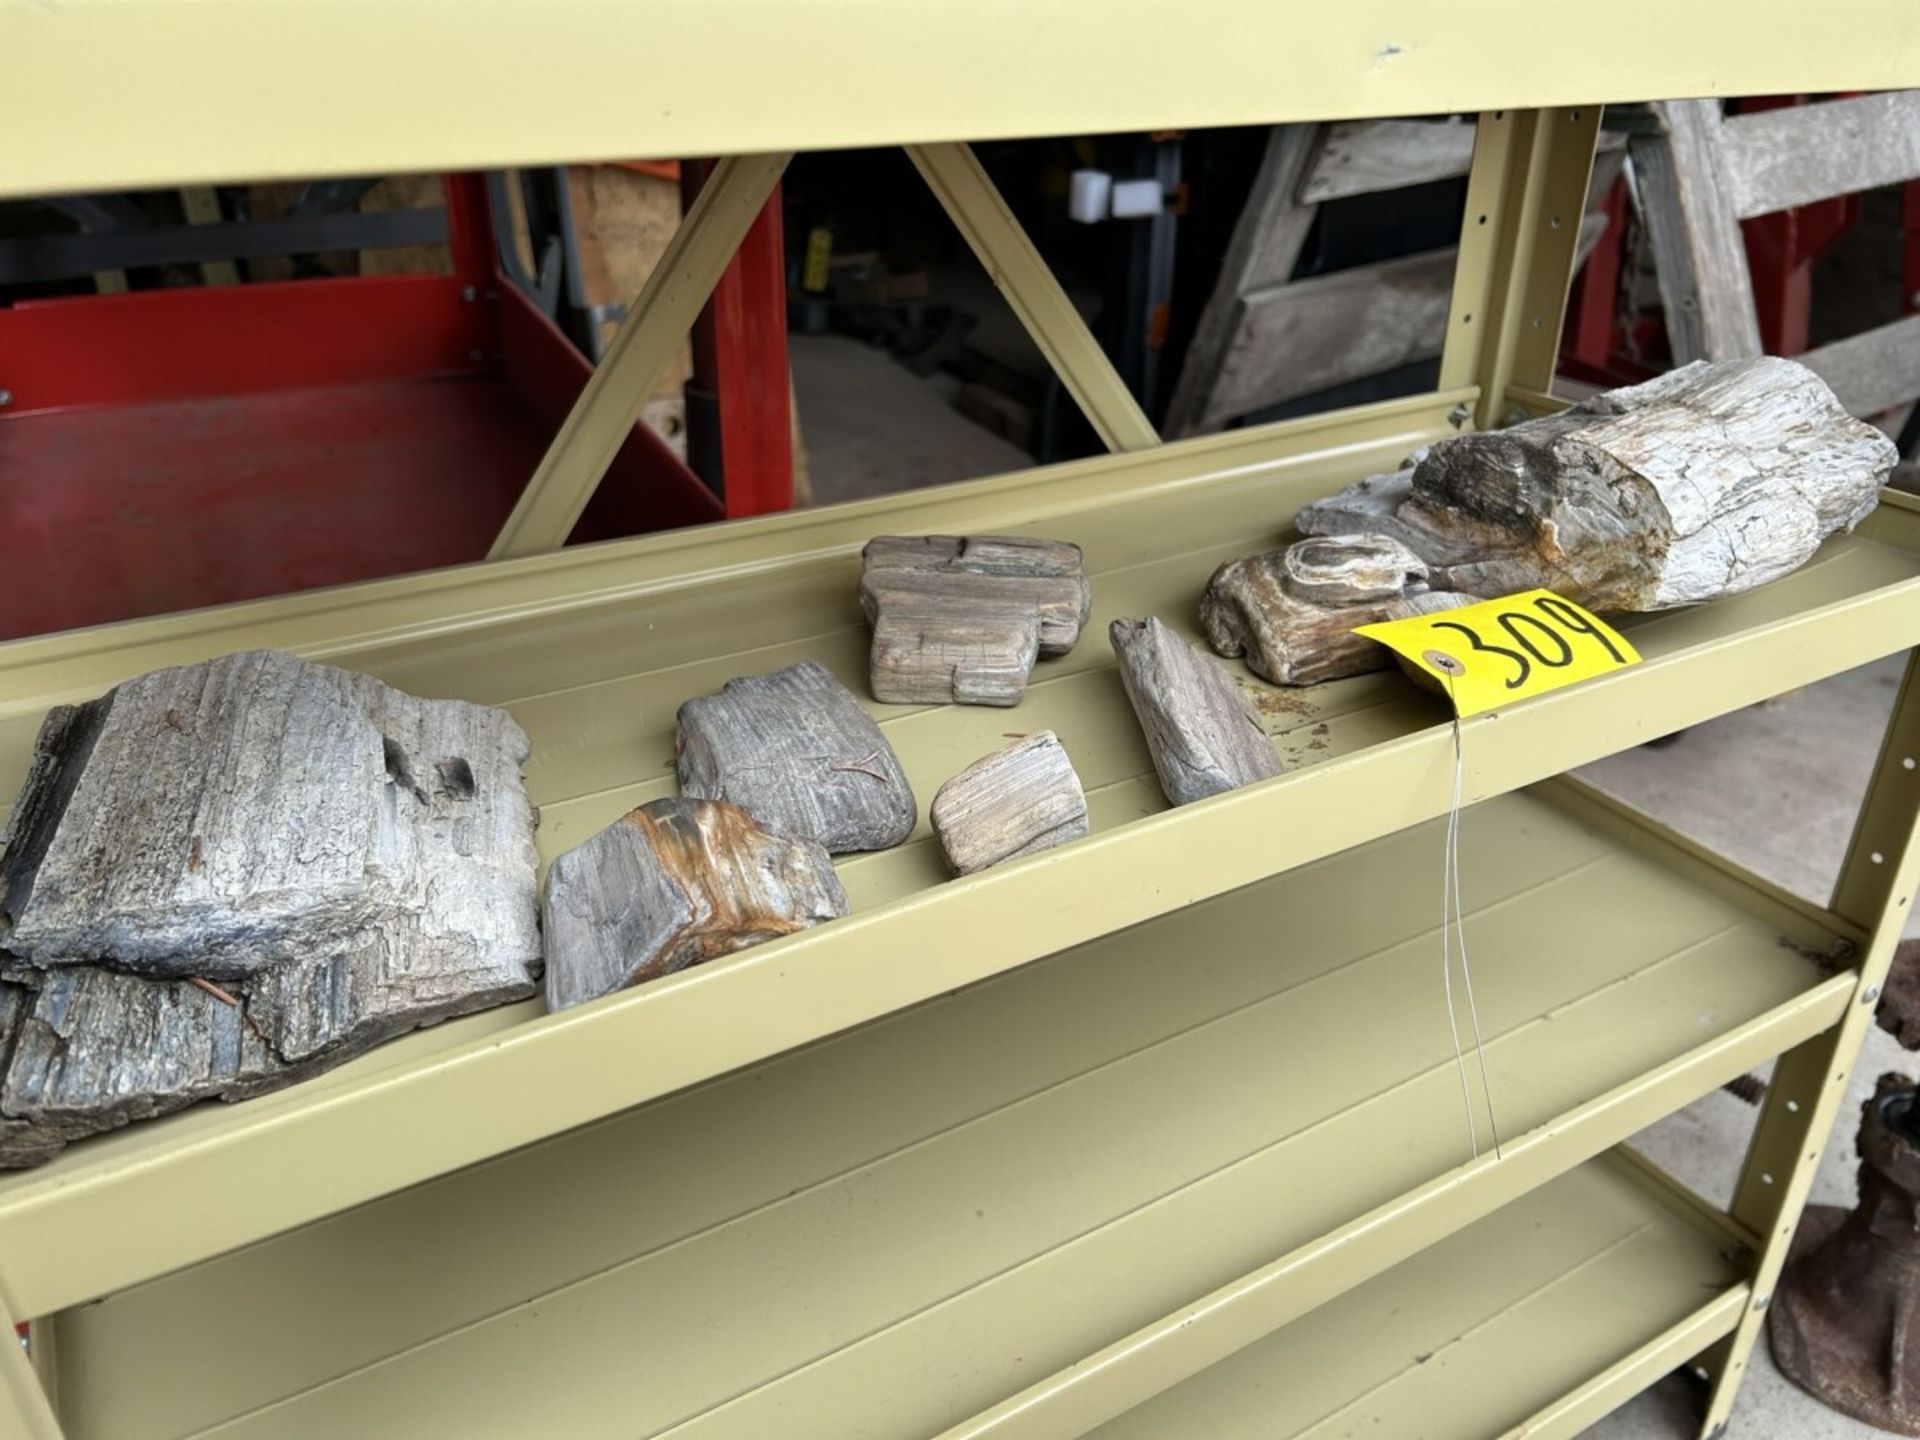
[1199,535,1478,686]
[676,660,915,853]
[0,649,542,1168]
[1296,357,1894,610]
[859,534,1092,705]
[1110,616,1283,806]
[543,798,848,1012]
[929,731,1088,875]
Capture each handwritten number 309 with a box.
[1431,595,1627,690]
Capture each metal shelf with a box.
[40,787,1842,1438]
[5,2,1918,198]
[1088,1152,1748,1440]
[0,405,1915,1319]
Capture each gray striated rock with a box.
[676,661,915,853]
[1200,536,1478,687]
[543,798,848,1012]
[860,535,1092,706]
[0,649,542,1168]
[1110,617,1283,806]
[929,731,1088,875]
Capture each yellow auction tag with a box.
[1354,589,1640,717]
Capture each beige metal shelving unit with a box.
[4,7,1920,1437]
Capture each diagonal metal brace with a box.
[907,142,1159,453]
[489,150,792,560]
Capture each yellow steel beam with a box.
[1697,647,1920,1437]
[907,142,1158,453]
[1440,107,1601,428]
[487,150,790,560]
[6,3,1920,197]
[0,1297,62,1440]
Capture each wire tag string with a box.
[1433,659,1504,1162]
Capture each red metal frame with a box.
[0,173,728,640]
[684,160,794,519]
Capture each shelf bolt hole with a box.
[1787,1099,1800,1112]
[1761,1172,1775,1186]
[1873,851,1886,865]
[1904,757,1916,770]
[1550,215,1564,229]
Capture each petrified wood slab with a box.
[0,649,542,1168]
[1200,535,1478,686]
[1110,617,1283,806]
[543,798,848,1012]
[1296,357,1894,611]
[929,731,1088,875]
[859,534,1092,705]
[677,660,915,853]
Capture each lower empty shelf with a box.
[1089,1152,1747,1440]
[47,784,1840,1439]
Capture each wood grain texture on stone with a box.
[543,798,847,1012]
[1296,358,1895,613]
[1200,536,1478,687]
[859,534,1092,705]
[676,660,915,853]
[929,731,1088,875]
[0,649,542,1168]
[1110,617,1282,807]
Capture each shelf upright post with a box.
[907,142,1161,452]
[1698,647,1920,1437]
[488,150,792,560]
[1439,107,1602,431]
[0,1293,61,1439]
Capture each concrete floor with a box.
[787,336,1911,1438]
[1578,659,1913,1440]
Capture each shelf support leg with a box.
[1439,107,1600,431]
[906,142,1160,453]
[1698,647,1920,1437]
[0,1295,63,1440]
[488,150,792,560]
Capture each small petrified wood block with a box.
[0,649,542,1168]
[1200,535,1477,686]
[543,798,848,1012]
[676,660,915,853]
[1110,617,1282,807]
[929,731,1088,875]
[859,534,1092,705]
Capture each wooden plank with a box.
[1633,101,1764,363]
[1164,126,1320,437]
[1202,247,1459,426]
[1299,119,1478,202]
[1801,312,1920,417]
[1722,91,1920,219]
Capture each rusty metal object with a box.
[1877,938,1920,1049]
[1769,1071,1920,1433]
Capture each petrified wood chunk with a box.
[1110,617,1283,806]
[543,798,848,1012]
[859,534,1092,705]
[1200,535,1478,686]
[929,731,1088,875]
[676,660,915,853]
[0,649,542,1168]
[1296,357,1894,611]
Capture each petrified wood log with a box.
[543,798,848,1012]
[1110,616,1283,806]
[859,535,1092,705]
[929,731,1088,875]
[1199,536,1478,686]
[0,649,542,1168]
[1296,357,1894,610]
[676,660,915,853]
